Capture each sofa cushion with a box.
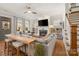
[34,43,45,56]
[36,38,46,43]
[36,33,56,44]
[45,33,56,44]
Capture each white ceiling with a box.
[0,3,65,19]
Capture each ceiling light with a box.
[27,11,32,13]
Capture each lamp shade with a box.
[49,25,54,28]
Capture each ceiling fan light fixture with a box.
[27,10,32,13]
[24,4,37,14]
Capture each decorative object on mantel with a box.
[49,25,54,28]
[49,25,55,34]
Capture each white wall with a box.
[63,16,71,55]
[65,17,71,43]
[63,4,71,55]
[65,3,71,14]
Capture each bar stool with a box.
[4,39,13,56]
[12,41,27,56]
[5,39,27,56]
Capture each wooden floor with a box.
[53,39,67,56]
[0,39,67,56]
[0,40,5,56]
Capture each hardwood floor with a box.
[53,39,67,56]
[0,40,5,56]
[0,40,26,56]
[0,39,67,56]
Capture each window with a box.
[16,17,30,34]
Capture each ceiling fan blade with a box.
[24,11,27,14]
[27,6,31,9]
[32,11,37,14]
[25,4,31,9]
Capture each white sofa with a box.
[34,33,57,56]
[44,38,56,56]
[18,34,57,56]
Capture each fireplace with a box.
[39,30,47,36]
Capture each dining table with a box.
[5,34,37,56]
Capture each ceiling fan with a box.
[24,4,37,14]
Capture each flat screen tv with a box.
[38,19,48,26]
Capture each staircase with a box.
[68,6,79,55]
[77,25,79,53]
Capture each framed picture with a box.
[2,21,10,30]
